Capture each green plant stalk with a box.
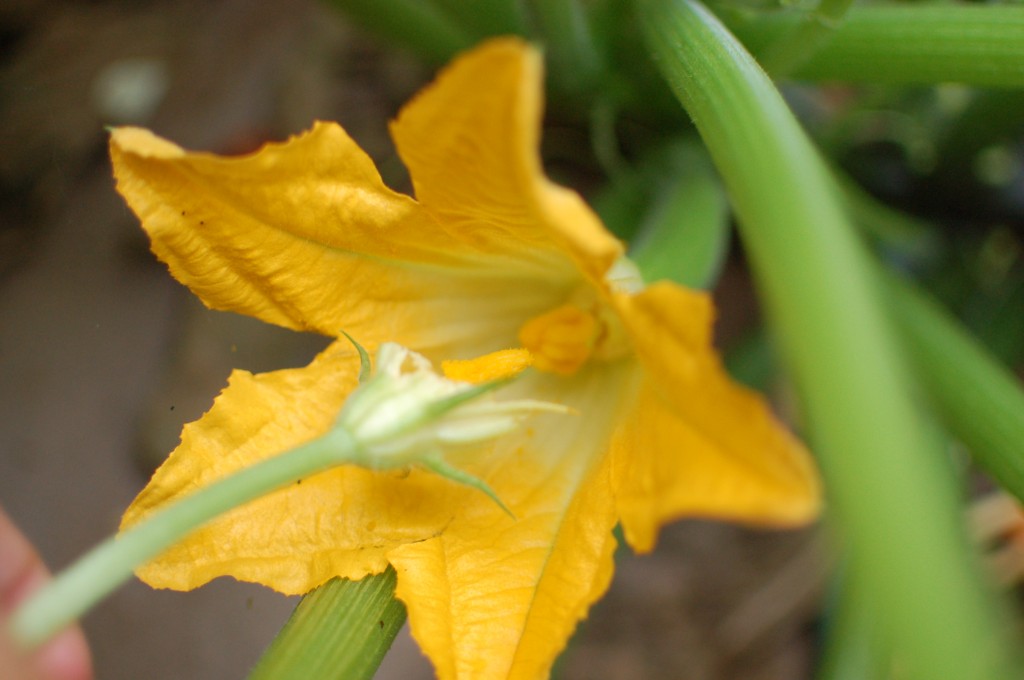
[249,570,406,680]
[835,168,940,266]
[727,4,1024,88]
[883,272,1024,503]
[628,145,730,289]
[8,428,359,648]
[528,0,604,98]
[430,0,530,40]
[325,0,473,64]
[640,1,1014,678]
[840,174,1024,499]
[818,566,889,680]
[757,0,855,77]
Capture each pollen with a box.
[517,304,600,375]
[441,348,533,384]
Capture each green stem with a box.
[640,1,1015,678]
[325,0,474,64]
[430,0,530,40]
[629,142,730,289]
[8,428,358,648]
[840,174,1024,501]
[883,272,1024,503]
[527,0,605,98]
[249,570,406,680]
[728,4,1024,88]
[835,169,941,266]
[818,566,889,680]
[757,0,855,78]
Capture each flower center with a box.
[517,304,599,375]
[518,258,643,376]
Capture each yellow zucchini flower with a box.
[112,37,819,680]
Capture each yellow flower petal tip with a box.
[109,126,186,158]
[441,348,533,384]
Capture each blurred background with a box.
[2,0,1022,678]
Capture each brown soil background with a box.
[0,1,822,677]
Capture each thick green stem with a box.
[841,175,1024,501]
[640,1,1015,678]
[249,570,406,680]
[884,273,1024,502]
[728,4,1024,88]
[8,428,357,648]
[818,567,888,680]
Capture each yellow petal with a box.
[110,124,564,354]
[391,37,623,286]
[388,365,635,679]
[611,282,821,551]
[121,338,470,594]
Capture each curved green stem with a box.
[883,272,1024,503]
[728,4,1024,88]
[639,1,1016,678]
[8,428,358,648]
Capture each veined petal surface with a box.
[391,38,623,286]
[111,124,567,353]
[389,365,636,680]
[121,339,472,593]
[611,282,821,551]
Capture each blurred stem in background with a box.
[755,0,854,78]
[726,4,1024,89]
[818,566,888,680]
[320,0,474,64]
[640,1,1016,679]
[883,273,1024,504]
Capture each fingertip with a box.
[34,627,93,680]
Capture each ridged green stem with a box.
[728,4,1024,88]
[249,570,406,680]
[640,1,1015,678]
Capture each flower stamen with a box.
[518,304,599,375]
[442,348,533,384]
